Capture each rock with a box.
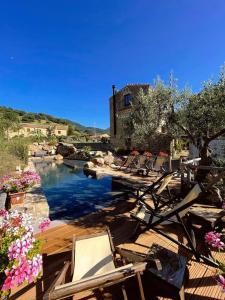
[91,157,105,166]
[56,143,77,157]
[42,145,53,152]
[28,144,40,156]
[107,151,113,156]
[95,151,104,158]
[83,161,95,169]
[104,155,114,165]
[54,154,64,160]
[67,150,90,161]
[50,149,56,155]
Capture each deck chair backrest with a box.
[72,231,115,282]
[133,155,147,169]
[153,156,168,171]
[155,172,175,195]
[152,184,202,225]
[124,155,135,167]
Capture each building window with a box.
[124,94,132,107]
[58,130,61,134]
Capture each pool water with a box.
[34,161,114,220]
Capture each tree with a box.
[122,75,177,149]
[67,124,75,136]
[124,67,225,178]
[170,67,225,166]
[0,111,20,139]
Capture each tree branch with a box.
[172,117,196,146]
[207,127,225,143]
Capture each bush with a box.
[8,138,29,164]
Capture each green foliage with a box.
[8,138,29,164]
[0,110,20,139]
[124,66,225,160]
[0,106,108,134]
[123,75,177,148]
[83,146,91,155]
[67,124,75,136]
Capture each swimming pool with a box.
[34,161,115,220]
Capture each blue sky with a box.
[0,0,225,129]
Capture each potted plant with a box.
[0,209,50,299]
[0,171,40,206]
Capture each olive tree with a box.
[124,67,225,168]
[171,68,225,165]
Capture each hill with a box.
[0,106,109,134]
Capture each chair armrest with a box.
[49,263,147,300]
[43,261,71,300]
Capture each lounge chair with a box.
[113,155,136,171]
[44,229,147,300]
[139,156,169,176]
[126,155,147,172]
[135,171,177,209]
[131,184,218,266]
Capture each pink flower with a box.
[0,209,8,217]
[217,275,225,293]
[38,218,51,232]
[205,231,225,250]
[1,255,42,291]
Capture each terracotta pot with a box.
[8,192,26,205]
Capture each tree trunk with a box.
[195,142,213,182]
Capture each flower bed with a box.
[0,209,50,298]
[0,171,40,194]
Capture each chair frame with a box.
[135,171,177,209]
[44,228,147,300]
[146,156,169,176]
[131,183,219,267]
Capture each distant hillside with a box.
[0,106,109,134]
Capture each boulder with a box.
[95,151,104,158]
[107,151,113,156]
[42,145,53,152]
[104,155,114,166]
[56,143,77,157]
[54,154,64,160]
[67,150,90,161]
[28,144,40,156]
[91,157,105,166]
[83,161,95,169]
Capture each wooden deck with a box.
[9,174,225,300]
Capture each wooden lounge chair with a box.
[135,171,177,209]
[44,229,147,300]
[113,155,136,171]
[126,155,147,172]
[131,184,218,267]
[139,156,168,176]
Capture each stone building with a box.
[9,123,68,138]
[109,84,171,152]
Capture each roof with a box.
[21,123,68,130]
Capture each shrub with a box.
[8,139,29,164]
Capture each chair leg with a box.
[121,284,128,300]
[136,272,145,300]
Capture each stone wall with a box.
[73,142,113,152]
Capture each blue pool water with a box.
[35,161,114,220]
